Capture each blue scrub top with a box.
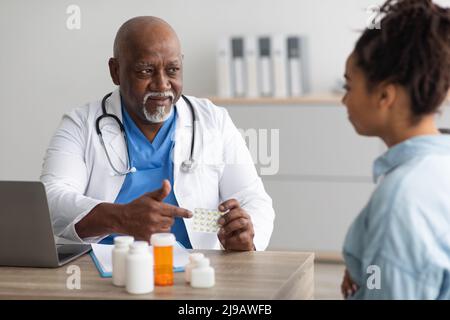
[100,103,192,248]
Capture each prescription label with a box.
[193,208,223,233]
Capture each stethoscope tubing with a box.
[96,92,196,176]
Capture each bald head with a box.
[113,16,181,60]
[108,16,184,127]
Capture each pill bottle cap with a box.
[129,241,149,253]
[189,253,205,262]
[196,257,210,268]
[150,233,175,247]
[114,236,134,248]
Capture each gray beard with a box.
[142,105,174,123]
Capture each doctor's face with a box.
[110,31,183,124]
[341,53,384,136]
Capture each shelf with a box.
[208,94,343,106]
[209,92,450,106]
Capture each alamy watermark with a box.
[239,128,279,176]
[170,124,280,176]
[366,265,381,290]
[367,5,382,30]
[66,264,81,290]
[66,4,81,30]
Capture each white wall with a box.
[2,0,450,252]
[0,0,390,180]
[2,0,450,180]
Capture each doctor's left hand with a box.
[217,199,255,251]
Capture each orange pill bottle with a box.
[150,233,175,286]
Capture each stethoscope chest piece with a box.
[181,159,196,173]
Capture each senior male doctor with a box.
[40,16,274,251]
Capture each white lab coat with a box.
[40,89,275,250]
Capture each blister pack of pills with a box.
[193,208,223,233]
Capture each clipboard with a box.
[90,241,189,278]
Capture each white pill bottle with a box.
[191,257,215,288]
[112,236,134,287]
[184,253,205,283]
[125,241,154,294]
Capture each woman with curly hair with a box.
[341,0,450,299]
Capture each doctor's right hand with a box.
[119,180,192,241]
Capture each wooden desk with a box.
[0,250,314,300]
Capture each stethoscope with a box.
[95,92,197,176]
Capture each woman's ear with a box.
[108,58,120,86]
[378,83,397,111]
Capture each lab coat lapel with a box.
[100,89,128,168]
[172,96,220,250]
[173,97,196,240]
[173,96,193,189]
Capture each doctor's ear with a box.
[108,58,120,86]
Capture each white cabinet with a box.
[224,103,384,177]
[215,99,382,255]
[437,106,450,130]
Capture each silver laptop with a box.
[0,181,91,267]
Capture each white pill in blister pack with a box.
[193,208,223,233]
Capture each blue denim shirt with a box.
[343,135,450,299]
